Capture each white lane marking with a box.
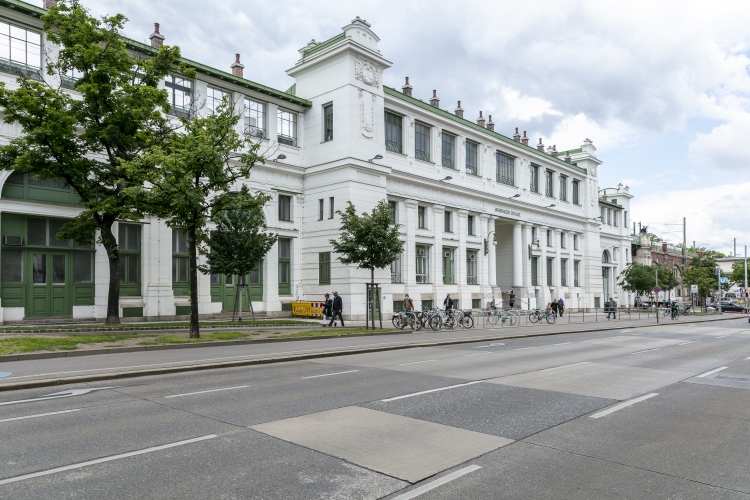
[514,346,538,351]
[0,387,119,407]
[697,366,728,378]
[553,342,571,346]
[381,381,482,402]
[0,435,217,486]
[590,393,658,419]
[0,409,80,423]
[630,348,660,354]
[164,386,248,398]
[464,352,492,357]
[620,330,632,333]
[677,340,699,346]
[715,334,735,338]
[541,362,590,372]
[301,370,359,379]
[391,465,482,500]
[398,359,437,366]
[472,343,505,348]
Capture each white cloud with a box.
[500,87,561,122]
[689,113,750,170]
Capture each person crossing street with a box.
[328,291,345,327]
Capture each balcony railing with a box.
[244,125,268,140]
[60,74,78,90]
[385,140,402,154]
[391,273,402,284]
[415,150,430,162]
[278,134,297,147]
[442,158,455,169]
[497,174,514,186]
[0,58,43,81]
[416,274,430,284]
[168,105,192,118]
[531,274,538,286]
[466,164,477,176]
[467,276,477,285]
[443,274,455,285]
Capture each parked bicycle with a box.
[529,308,556,324]
[488,307,519,326]
[391,310,420,330]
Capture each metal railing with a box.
[385,141,402,154]
[497,174,514,186]
[415,150,430,162]
[466,164,477,176]
[467,276,477,285]
[416,274,430,284]
[0,57,43,81]
[244,125,268,140]
[391,273,402,284]
[442,158,455,169]
[278,134,297,147]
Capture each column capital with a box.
[405,199,419,208]
[457,209,469,217]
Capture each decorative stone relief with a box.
[355,56,380,88]
[356,169,382,186]
[359,89,375,138]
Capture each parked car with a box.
[721,302,749,313]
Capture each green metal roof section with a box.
[384,86,588,175]
[599,198,622,209]
[302,33,345,59]
[0,0,45,17]
[124,38,311,107]
[285,83,296,96]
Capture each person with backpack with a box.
[557,297,565,317]
[328,291,345,327]
[321,293,333,326]
[404,294,414,313]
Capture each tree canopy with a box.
[729,259,749,288]
[683,256,720,300]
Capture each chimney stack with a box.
[231,53,244,77]
[429,90,440,107]
[551,145,558,157]
[513,127,521,142]
[455,100,464,118]
[43,0,58,8]
[537,138,545,152]
[564,150,571,162]
[477,111,486,127]
[662,242,668,253]
[486,115,495,131]
[402,77,412,96]
[149,23,165,48]
[521,131,529,145]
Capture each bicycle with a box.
[529,308,556,324]
[391,310,419,330]
[488,307,519,326]
[456,310,474,329]
[429,308,457,331]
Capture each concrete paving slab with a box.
[646,382,750,421]
[526,395,750,494]
[596,353,730,373]
[362,382,615,440]
[251,406,512,483]
[486,362,692,400]
[399,441,749,500]
[583,335,685,348]
[307,346,469,368]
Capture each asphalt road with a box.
[1,318,749,499]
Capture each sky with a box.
[38,0,750,256]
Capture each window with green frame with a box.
[384,110,403,153]
[531,257,538,286]
[278,237,291,295]
[323,103,333,142]
[319,252,331,285]
[415,122,431,162]
[118,223,140,296]
[2,171,80,205]
[172,229,189,295]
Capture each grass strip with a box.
[0,319,314,332]
[0,333,149,355]
[139,332,252,345]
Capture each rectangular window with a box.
[559,175,568,201]
[545,170,554,197]
[278,238,291,294]
[560,232,566,249]
[206,86,229,114]
[444,211,452,232]
[613,211,619,227]
[1,249,22,282]
[165,76,193,117]
[546,258,553,286]
[532,227,538,244]
[318,252,331,285]
[277,109,297,146]
[625,249,629,261]
[318,199,324,221]
[530,165,540,193]
[624,210,629,228]
[243,98,266,139]
[48,219,68,247]
[496,152,515,186]
[466,249,478,284]
[546,229,552,247]
[72,251,92,283]
[171,229,189,283]
[574,260,580,287]
[465,141,478,175]
[561,259,568,286]
[415,122,431,162]
[118,223,140,286]
[572,180,580,205]
[329,197,334,219]
[391,252,402,283]
[468,215,475,236]
[0,22,42,80]
[389,201,397,223]
[574,234,579,251]
[28,218,46,246]
[607,209,612,225]
[384,111,403,153]
[600,206,605,221]
[278,195,292,221]
[323,103,333,142]
[442,247,455,284]
[531,257,538,286]
[442,133,456,169]
[418,206,426,229]
[416,245,430,283]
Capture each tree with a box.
[617,262,658,297]
[683,256,719,309]
[0,1,186,324]
[204,198,277,320]
[329,200,404,284]
[729,259,748,288]
[141,97,264,338]
[658,265,680,300]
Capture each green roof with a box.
[301,33,345,59]
[599,199,622,209]
[384,86,588,175]
[0,0,45,17]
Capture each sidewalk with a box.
[0,313,744,392]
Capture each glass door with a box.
[30,253,48,316]
[28,253,69,316]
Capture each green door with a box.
[210,262,263,310]
[28,252,70,317]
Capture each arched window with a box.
[602,250,610,263]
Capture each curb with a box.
[0,323,318,335]
[0,315,741,393]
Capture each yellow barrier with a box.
[292,301,324,318]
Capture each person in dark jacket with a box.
[550,299,558,316]
[321,293,333,326]
[557,297,565,316]
[509,291,516,309]
[444,294,454,311]
[329,291,345,327]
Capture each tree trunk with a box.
[371,267,374,284]
[100,224,121,325]
[188,225,200,338]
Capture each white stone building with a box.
[598,186,634,307]
[0,2,631,322]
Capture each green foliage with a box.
[617,262,659,296]
[729,259,749,287]
[204,198,277,278]
[329,200,404,282]
[649,233,663,243]
[0,0,189,323]
[683,256,719,298]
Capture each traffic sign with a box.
[720,277,728,285]
[653,286,661,293]
[690,284,698,294]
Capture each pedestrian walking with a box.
[328,291,345,327]
[321,293,332,326]
[509,290,516,309]
[404,294,414,313]
[550,299,558,316]
[444,294,454,311]
[557,297,565,316]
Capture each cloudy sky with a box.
[40,0,750,256]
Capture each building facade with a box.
[0,2,632,322]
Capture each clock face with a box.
[363,65,375,84]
